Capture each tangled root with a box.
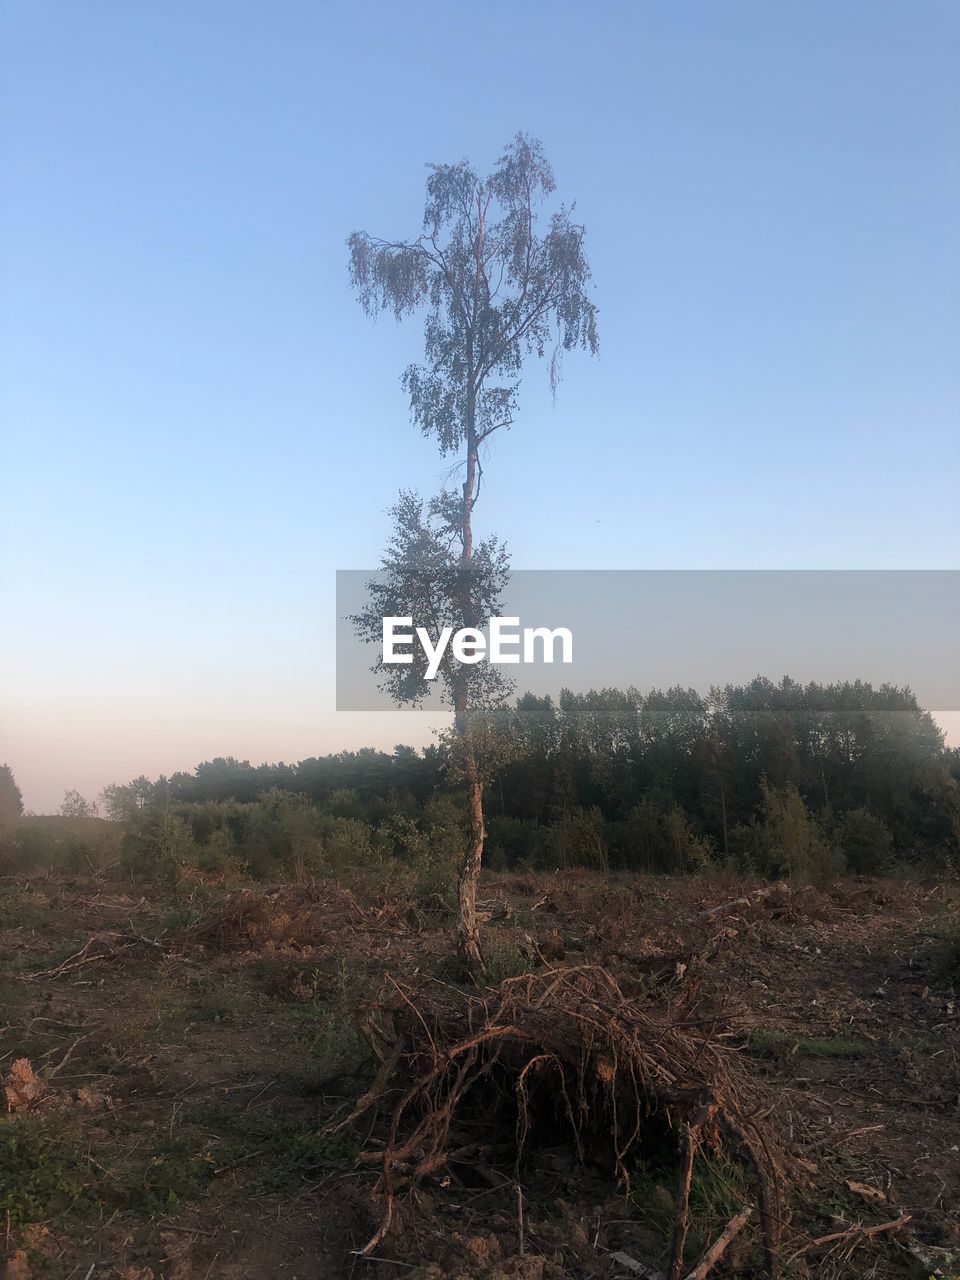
[331,965,784,1276]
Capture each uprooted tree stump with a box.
[328,965,785,1277]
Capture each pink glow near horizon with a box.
[4,709,958,818]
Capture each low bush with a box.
[11,816,122,874]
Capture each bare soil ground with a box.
[1,870,958,1280]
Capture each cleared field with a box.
[1,870,958,1279]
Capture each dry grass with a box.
[1,868,957,1278]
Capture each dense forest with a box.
[9,677,957,883]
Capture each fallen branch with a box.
[667,1126,697,1280]
[46,1030,97,1079]
[24,925,170,983]
[25,932,155,981]
[692,883,789,923]
[668,1106,717,1280]
[683,1206,753,1280]
[789,1213,912,1261]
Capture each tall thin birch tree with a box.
[348,134,598,972]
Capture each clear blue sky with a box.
[2,1,958,810]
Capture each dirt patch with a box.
[0,870,958,1278]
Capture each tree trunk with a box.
[454,188,487,976]
[454,419,485,974]
[454,678,486,974]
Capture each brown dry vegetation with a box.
[1,869,958,1280]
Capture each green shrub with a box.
[741,782,840,881]
[197,828,248,876]
[617,801,668,872]
[485,816,548,869]
[421,793,468,866]
[325,787,366,819]
[662,807,714,873]
[13,815,122,873]
[546,805,609,870]
[319,815,379,872]
[612,802,713,874]
[131,1140,217,1214]
[484,937,531,983]
[197,1109,357,1190]
[0,1115,93,1227]
[121,809,199,883]
[837,807,894,875]
[290,956,376,1086]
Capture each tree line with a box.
[79,677,958,880]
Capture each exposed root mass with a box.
[332,965,785,1273]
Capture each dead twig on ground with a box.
[24,931,165,981]
[682,1206,753,1280]
[691,883,789,923]
[46,1030,97,1078]
[788,1212,912,1261]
